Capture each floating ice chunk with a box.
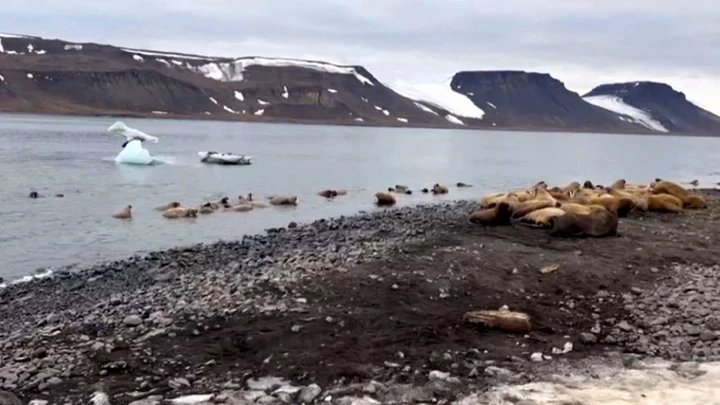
[133,54,144,62]
[254,109,265,116]
[234,91,244,101]
[107,121,159,143]
[258,99,270,105]
[27,73,34,79]
[583,95,668,132]
[392,79,485,119]
[114,140,156,165]
[223,105,237,114]
[209,97,218,105]
[156,58,172,68]
[397,117,408,123]
[282,86,289,99]
[445,114,465,125]
[328,88,338,93]
[64,44,83,51]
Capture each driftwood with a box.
[463,305,531,333]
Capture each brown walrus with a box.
[268,195,299,206]
[646,194,683,213]
[374,191,396,206]
[112,205,132,219]
[513,207,566,228]
[319,189,339,198]
[431,184,449,194]
[468,201,512,226]
[589,196,634,217]
[155,201,181,211]
[549,205,618,238]
[509,200,560,219]
[230,203,254,212]
[198,203,215,214]
[163,207,198,218]
[650,180,706,209]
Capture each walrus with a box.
[431,184,449,195]
[582,180,594,189]
[532,181,548,190]
[468,202,512,226]
[549,205,618,238]
[646,194,683,213]
[609,179,626,190]
[318,189,339,199]
[456,182,473,188]
[560,203,600,215]
[512,207,566,228]
[650,180,706,209]
[163,207,198,218]
[479,192,511,209]
[374,191,396,206]
[481,193,521,210]
[509,200,560,219]
[421,188,429,193]
[394,185,410,192]
[560,181,581,193]
[268,195,299,206]
[690,179,699,186]
[605,188,649,212]
[198,203,215,214]
[112,205,132,219]
[589,196,634,217]
[230,203,254,212]
[155,201,181,211]
[532,187,559,205]
[209,197,230,210]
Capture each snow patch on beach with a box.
[0,75,4,83]
[64,44,83,51]
[208,97,218,105]
[223,105,238,114]
[328,88,338,93]
[234,91,244,101]
[486,101,498,110]
[190,57,374,86]
[132,54,144,62]
[391,79,485,120]
[26,73,34,79]
[355,118,364,122]
[171,60,184,66]
[0,39,4,53]
[258,99,270,106]
[282,86,289,99]
[396,117,408,123]
[156,58,172,68]
[121,48,208,61]
[0,33,28,38]
[254,109,265,116]
[583,95,668,132]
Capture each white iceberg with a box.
[107,121,159,144]
[114,140,158,165]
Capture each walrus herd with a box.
[470,179,707,238]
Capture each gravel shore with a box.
[1,189,719,405]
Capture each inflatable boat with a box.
[199,151,253,165]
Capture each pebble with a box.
[123,315,143,326]
[298,384,322,403]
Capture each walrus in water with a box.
[468,202,512,226]
[163,207,198,218]
[198,203,215,215]
[244,193,268,208]
[28,191,39,199]
[319,189,339,199]
[209,197,230,210]
[155,201,181,211]
[231,203,254,212]
[456,182,473,188]
[112,205,132,219]
[268,195,299,206]
[431,184,449,195]
[374,191,396,206]
[549,205,618,238]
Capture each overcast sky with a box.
[2,0,719,114]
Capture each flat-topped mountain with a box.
[447,70,653,133]
[583,82,720,135]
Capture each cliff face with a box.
[0,34,454,127]
[583,82,720,135]
[448,70,652,133]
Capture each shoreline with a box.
[2,109,719,139]
[1,190,720,404]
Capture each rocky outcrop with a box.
[449,70,654,133]
[583,82,720,135]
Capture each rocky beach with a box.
[1,189,720,405]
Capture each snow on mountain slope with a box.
[390,79,485,121]
[583,95,668,132]
[190,57,374,86]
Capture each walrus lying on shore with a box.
[512,207,566,228]
[549,205,618,238]
[468,201,512,226]
[650,180,707,209]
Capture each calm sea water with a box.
[0,113,718,281]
